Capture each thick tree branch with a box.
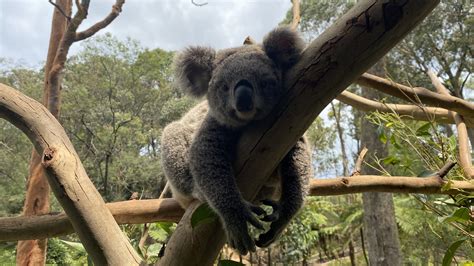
[159,1,440,265]
[337,91,474,127]
[428,70,474,179]
[355,73,474,118]
[0,199,183,241]
[75,0,125,41]
[2,175,472,241]
[0,83,141,265]
[309,175,473,196]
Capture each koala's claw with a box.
[229,231,256,255]
[226,202,265,255]
[247,202,266,217]
[255,228,277,248]
[255,219,287,248]
[261,199,280,222]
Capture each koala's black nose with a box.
[234,80,254,112]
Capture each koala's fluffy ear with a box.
[173,46,216,97]
[263,27,305,70]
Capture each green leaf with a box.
[147,243,162,255]
[378,128,387,144]
[379,134,387,144]
[218,259,245,266]
[383,156,400,165]
[191,203,217,229]
[416,122,432,136]
[439,207,470,223]
[442,239,466,266]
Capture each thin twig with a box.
[351,147,368,176]
[159,182,171,199]
[75,0,125,41]
[48,0,71,21]
[436,161,456,179]
[191,0,208,6]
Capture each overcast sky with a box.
[0,0,292,67]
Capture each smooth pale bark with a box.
[336,91,474,127]
[428,70,474,179]
[0,199,183,241]
[158,1,439,265]
[2,174,471,241]
[355,73,474,119]
[0,83,142,265]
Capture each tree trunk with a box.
[16,1,71,264]
[331,102,356,266]
[361,61,402,265]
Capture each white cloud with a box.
[0,0,291,65]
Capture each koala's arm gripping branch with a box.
[158,1,439,265]
[256,137,312,247]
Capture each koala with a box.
[161,27,312,255]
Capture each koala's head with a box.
[173,27,304,128]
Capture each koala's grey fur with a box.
[161,27,313,255]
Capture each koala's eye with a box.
[222,85,229,91]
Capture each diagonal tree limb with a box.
[75,0,125,41]
[158,1,440,265]
[0,83,142,265]
[355,73,474,118]
[336,90,474,127]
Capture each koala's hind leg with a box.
[256,136,312,247]
[161,121,195,208]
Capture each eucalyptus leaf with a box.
[442,239,466,266]
[191,203,218,229]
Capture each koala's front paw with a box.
[225,202,265,255]
[255,200,288,248]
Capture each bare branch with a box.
[309,175,473,196]
[428,70,474,179]
[336,90,474,127]
[0,199,183,241]
[2,174,472,242]
[48,0,71,21]
[351,147,368,176]
[436,161,456,179]
[290,0,301,30]
[75,0,125,41]
[355,73,474,118]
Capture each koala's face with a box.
[207,50,281,127]
[174,27,304,128]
